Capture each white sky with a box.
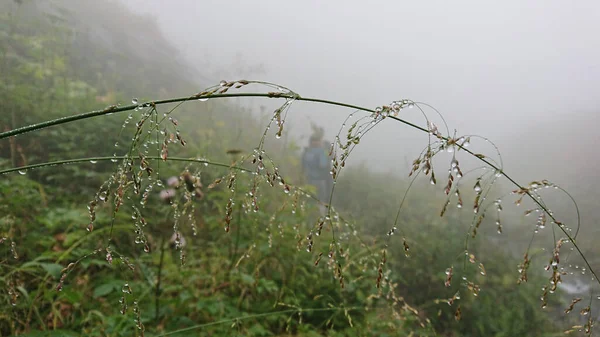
[121,0,600,182]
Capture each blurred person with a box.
[302,130,329,215]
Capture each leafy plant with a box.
[0,2,597,337]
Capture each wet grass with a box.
[0,80,597,336]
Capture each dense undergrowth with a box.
[0,1,597,337]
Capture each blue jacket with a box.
[302,147,329,181]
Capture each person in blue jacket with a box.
[302,133,330,213]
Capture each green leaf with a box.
[39,262,63,279]
[247,323,273,337]
[240,272,255,285]
[16,286,29,301]
[63,231,84,247]
[59,289,83,304]
[93,283,115,298]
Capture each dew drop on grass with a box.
[132,98,138,104]
[89,160,97,164]
[11,241,18,259]
[17,170,26,175]
[479,263,487,276]
[219,80,227,86]
[122,283,132,294]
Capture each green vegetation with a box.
[0,1,594,336]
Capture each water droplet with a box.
[17,170,26,175]
[198,97,208,102]
[219,80,227,86]
[99,191,108,201]
[473,181,482,193]
[132,98,138,104]
[89,160,97,164]
[122,283,132,294]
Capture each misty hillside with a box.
[1,1,598,337]
[1,0,199,98]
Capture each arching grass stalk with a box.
[0,156,250,176]
[0,86,595,286]
[0,154,337,242]
[0,155,338,218]
[0,94,392,140]
[0,155,369,243]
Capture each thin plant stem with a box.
[0,91,595,285]
[0,156,249,175]
[151,306,360,337]
[155,234,166,322]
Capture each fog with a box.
[118,2,600,273]
[3,2,600,333]
[121,0,599,184]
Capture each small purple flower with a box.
[159,189,176,203]
[167,176,179,187]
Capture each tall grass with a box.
[0,80,596,336]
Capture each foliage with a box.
[0,1,595,337]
